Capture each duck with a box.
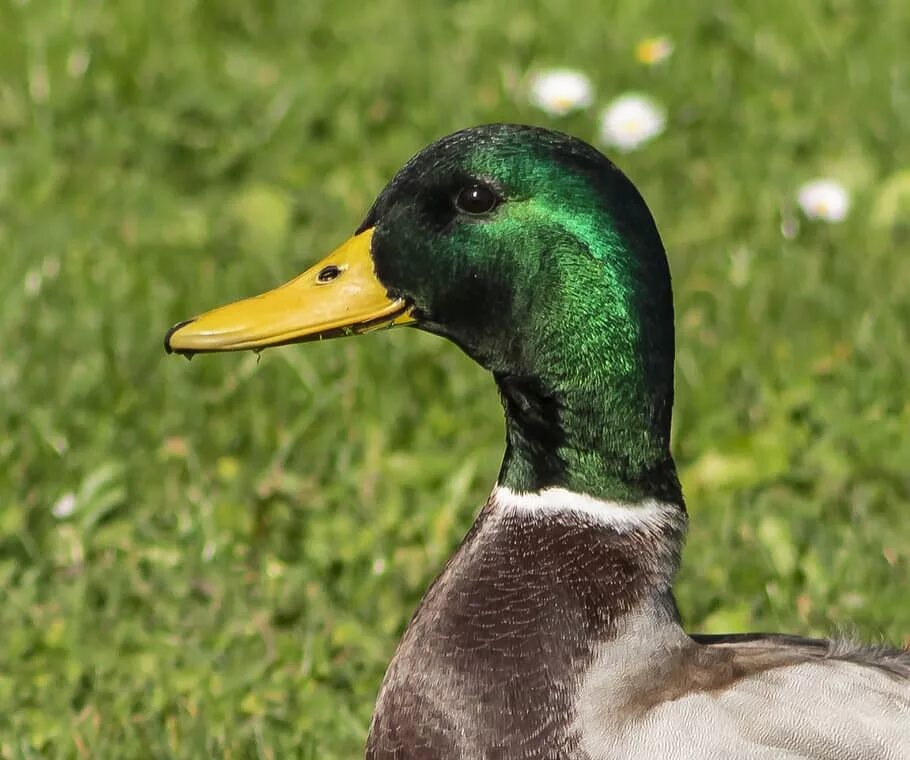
[165,124,909,759]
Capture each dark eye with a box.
[455,185,498,215]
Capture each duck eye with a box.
[317,265,342,283]
[455,185,498,215]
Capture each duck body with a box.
[368,490,908,760]
[165,125,910,758]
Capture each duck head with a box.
[166,124,681,504]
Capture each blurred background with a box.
[2,0,909,755]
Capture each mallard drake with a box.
[165,125,909,759]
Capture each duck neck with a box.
[494,344,682,505]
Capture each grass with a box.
[2,0,909,756]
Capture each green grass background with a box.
[2,0,909,756]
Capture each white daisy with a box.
[52,492,77,519]
[599,94,666,152]
[635,36,674,66]
[527,69,594,116]
[797,179,850,222]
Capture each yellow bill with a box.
[164,228,414,355]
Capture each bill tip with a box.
[164,318,196,355]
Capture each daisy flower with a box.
[635,36,674,66]
[797,179,850,222]
[599,94,666,152]
[527,69,594,116]
[52,493,77,519]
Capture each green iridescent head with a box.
[364,125,678,501]
[166,124,680,503]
